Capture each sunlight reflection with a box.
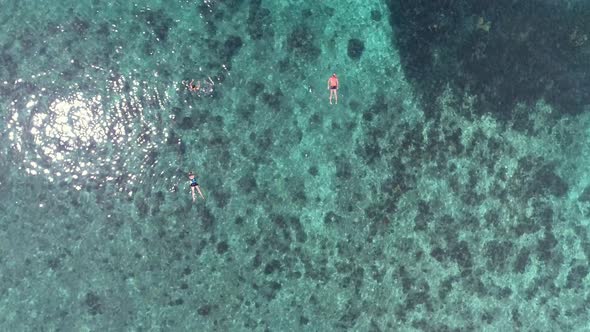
[7,73,170,193]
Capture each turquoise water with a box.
[2,0,590,330]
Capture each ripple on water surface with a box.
[6,73,172,195]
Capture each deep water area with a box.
[2,0,590,330]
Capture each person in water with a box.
[182,77,215,94]
[182,79,201,92]
[188,171,205,201]
[328,73,339,105]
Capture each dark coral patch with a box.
[308,166,318,176]
[347,38,365,60]
[212,190,231,208]
[238,175,257,193]
[484,240,514,271]
[287,26,321,60]
[261,89,284,110]
[335,156,352,179]
[222,35,243,60]
[257,281,282,300]
[264,259,282,274]
[511,157,568,198]
[537,230,557,262]
[514,248,530,273]
[371,10,382,22]
[141,9,175,41]
[450,240,472,270]
[71,17,90,34]
[178,117,194,130]
[216,241,229,254]
[85,292,103,315]
[386,1,590,120]
[247,0,273,40]
[198,304,213,316]
[566,264,589,289]
[247,81,265,96]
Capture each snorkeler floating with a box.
[182,77,215,95]
[184,79,201,92]
[188,171,205,202]
[328,73,339,105]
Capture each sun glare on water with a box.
[6,75,170,194]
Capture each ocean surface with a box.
[2,0,590,330]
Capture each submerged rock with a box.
[347,38,365,60]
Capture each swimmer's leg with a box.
[196,185,205,200]
[191,186,196,202]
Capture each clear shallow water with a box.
[2,0,590,330]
